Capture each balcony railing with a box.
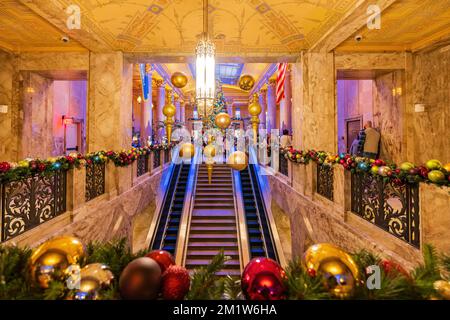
[316,164,334,201]
[85,162,105,202]
[279,153,289,177]
[153,150,161,168]
[136,154,149,177]
[1,171,66,242]
[351,172,420,248]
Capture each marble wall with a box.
[0,52,19,161]
[408,48,450,164]
[87,52,132,151]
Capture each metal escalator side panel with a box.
[150,163,182,251]
[248,147,287,268]
[175,146,202,266]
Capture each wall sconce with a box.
[26,87,35,94]
[137,96,142,104]
[392,87,402,97]
[62,116,74,125]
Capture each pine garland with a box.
[1,239,449,300]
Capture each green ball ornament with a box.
[425,159,442,170]
[400,162,415,171]
[428,170,445,182]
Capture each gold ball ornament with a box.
[442,163,450,173]
[72,263,115,300]
[434,280,450,300]
[30,236,86,288]
[170,72,188,89]
[227,151,248,171]
[248,94,262,116]
[163,103,176,118]
[303,243,360,299]
[179,143,195,159]
[204,144,216,158]
[238,74,255,91]
[215,112,231,129]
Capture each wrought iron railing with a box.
[316,164,334,201]
[279,153,289,176]
[1,171,67,242]
[164,149,170,164]
[85,162,105,202]
[351,172,420,248]
[136,154,149,177]
[153,150,161,169]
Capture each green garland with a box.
[280,147,450,188]
[1,239,449,300]
[0,143,175,183]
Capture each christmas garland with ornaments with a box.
[281,147,450,187]
[0,237,449,300]
[0,143,175,183]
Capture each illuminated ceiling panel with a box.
[189,63,244,86]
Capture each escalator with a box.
[151,163,190,254]
[240,164,278,261]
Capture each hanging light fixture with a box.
[195,0,215,121]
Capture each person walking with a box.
[362,121,380,159]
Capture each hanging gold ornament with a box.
[248,93,261,144]
[163,96,176,144]
[204,144,216,158]
[434,280,450,300]
[303,243,360,299]
[179,142,195,159]
[215,112,231,130]
[227,151,248,171]
[72,263,114,300]
[30,236,86,288]
[171,72,188,89]
[238,74,255,91]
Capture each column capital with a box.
[173,94,179,102]
[145,63,153,74]
[156,79,165,87]
[259,87,267,95]
[268,78,277,88]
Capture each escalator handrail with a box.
[231,156,251,271]
[248,146,287,268]
[175,146,202,266]
[147,146,181,250]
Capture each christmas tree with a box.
[206,83,227,129]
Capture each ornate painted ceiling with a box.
[337,0,450,51]
[0,0,448,54]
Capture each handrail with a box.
[232,152,251,271]
[249,146,287,268]
[144,146,180,252]
[175,146,201,266]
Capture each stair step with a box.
[186,250,239,257]
[190,220,236,226]
[186,259,240,268]
[215,270,241,277]
[189,234,237,240]
[190,226,237,233]
[194,197,233,202]
[194,203,234,209]
[188,242,238,248]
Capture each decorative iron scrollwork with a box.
[85,162,105,202]
[317,164,334,201]
[164,149,170,164]
[1,171,67,242]
[351,172,420,248]
[279,153,288,176]
[153,150,161,169]
[136,154,149,177]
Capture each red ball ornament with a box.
[146,250,175,273]
[119,257,162,300]
[161,265,191,300]
[241,258,287,300]
[380,260,410,279]
[374,159,384,166]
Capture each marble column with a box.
[180,102,186,123]
[155,80,165,139]
[266,79,277,133]
[174,94,181,122]
[258,88,267,129]
[141,64,153,145]
[283,66,292,132]
[88,52,132,151]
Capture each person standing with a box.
[362,121,380,159]
[280,129,292,148]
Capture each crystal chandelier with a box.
[195,0,215,119]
